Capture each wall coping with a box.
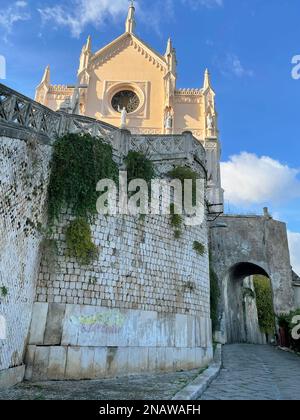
[0,83,207,175]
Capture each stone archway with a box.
[210,215,295,344]
[225,262,273,344]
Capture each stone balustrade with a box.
[0,83,207,174]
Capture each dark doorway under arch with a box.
[229,262,269,281]
[226,262,274,344]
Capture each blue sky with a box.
[0,0,299,273]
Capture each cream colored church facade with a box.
[36,4,218,139]
[35,3,223,207]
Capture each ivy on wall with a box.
[124,151,155,186]
[47,135,159,265]
[209,259,220,333]
[66,218,99,265]
[47,134,119,265]
[253,275,275,334]
[168,166,200,206]
[48,133,119,222]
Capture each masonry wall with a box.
[0,136,51,383]
[210,215,295,344]
[26,209,212,380]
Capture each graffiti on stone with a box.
[70,310,125,334]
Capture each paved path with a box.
[201,344,300,400]
[0,369,201,400]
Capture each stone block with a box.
[155,347,166,371]
[148,347,158,372]
[44,303,66,345]
[24,345,36,381]
[187,315,196,348]
[28,303,48,345]
[127,347,149,374]
[47,346,67,380]
[107,347,129,377]
[157,313,175,347]
[61,304,81,346]
[93,347,108,378]
[0,365,25,389]
[31,347,50,381]
[65,347,82,380]
[175,314,188,348]
[200,317,207,348]
[136,310,157,347]
[80,347,95,379]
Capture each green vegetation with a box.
[46,134,118,265]
[48,133,118,222]
[243,287,255,300]
[183,280,196,293]
[124,150,155,186]
[253,275,275,334]
[193,241,206,256]
[0,286,8,298]
[210,261,220,332]
[66,218,99,265]
[278,309,300,352]
[168,166,201,206]
[170,203,183,238]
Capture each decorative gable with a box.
[90,33,166,73]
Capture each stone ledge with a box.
[0,365,25,390]
[172,344,222,400]
[25,345,213,381]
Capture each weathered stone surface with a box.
[0,133,51,377]
[47,347,67,380]
[80,347,95,379]
[44,303,66,345]
[24,345,36,381]
[28,303,49,345]
[210,215,295,344]
[0,365,25,389]
[65,347,82,380]
[93,348,108,378]
[31,347,50,382]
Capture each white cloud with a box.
[223,53,253,78]
[0,1,30,39]
[288,231,300,276]
[38,0,128,38]
[181,0,223,8]
[221,152,300,207]
[38,0,224,38]
[15,1,28,7]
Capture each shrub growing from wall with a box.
[253,275,275,335]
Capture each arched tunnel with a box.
[229,262,269,281]
[226,262,273,344]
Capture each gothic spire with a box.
[86,35,92,52]
[203,68,211,90]
[165,37,172,57]
[125,1,136,33]
[41,65,50,85]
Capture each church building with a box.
[35,2,223,207]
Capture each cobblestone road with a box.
[201,344,300,400]
[0,368,201,400]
